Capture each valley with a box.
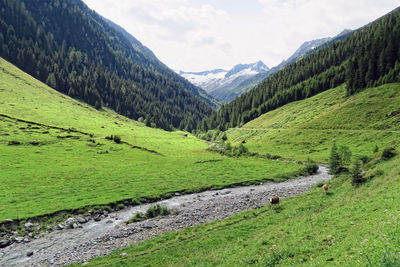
[0,0,399,266]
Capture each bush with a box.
[105,135,122,144]
[301,162,319,175]
[127,212,145,223]
[329,142,341,174]
[381,147,396,160]
[351,160,365,186]
[145,205,170,218]
[358,155,370,164]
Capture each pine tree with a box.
[351,160,365,185]
[329,142,341,175]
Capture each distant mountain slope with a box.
[105,18,219,108]
[0,0,215,131]
[201,6,400,131]
[179,61,269,102]
[180,32,350,103]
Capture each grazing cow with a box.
[322,184,329,194]
[269,196,279,206]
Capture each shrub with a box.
[112,135,121,144]
[358,155,370,164]
[7,140,21,146]
[145,205,170,218]
[329,143,341,174]
[105,135,122,144]
[381,147,396,160]
[351,160,365,186]
[301,162,319,175]
[127,212,145,223]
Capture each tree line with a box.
[199,7,400,132]
[0,0,214,131]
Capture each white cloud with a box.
[82,0,399,71]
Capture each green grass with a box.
[0,58,303,221]
[228,84,400,162]
[82,155,400,267]
[81,83,400,267]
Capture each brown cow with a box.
[269,196,280,206]
[322,184,329,194]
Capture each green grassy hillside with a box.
[228,84,400,162]
[85,83,400,266]
[0,58,302,221]
[85,156,400,266]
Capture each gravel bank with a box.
[0,165,332,266]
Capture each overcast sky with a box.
[82,0,399,72]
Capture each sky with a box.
[82,0,399,72]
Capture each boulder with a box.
[76,216,88,224]
[0,239,10,248]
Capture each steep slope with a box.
[86,83,399,267]
[201,7,400,131]
[0,57,302,221]
[228,83,400,162]
[0,0,215,131]
[179,61,269,102]
[104,18,219,109]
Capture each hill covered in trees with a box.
[200,6,400,131]
[0,0,216,131]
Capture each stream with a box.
[0,165,332,266]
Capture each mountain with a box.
[0,0,215,131]
[180,32,350,103]
[104,18,219,109]
[179,61,269,103]
[200,6,400,131]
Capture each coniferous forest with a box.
[200,7,400,132]
[0,0,215,131]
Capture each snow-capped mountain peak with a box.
[178,61,269,94]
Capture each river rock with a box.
[4,219,14,223]
[120,253,127,257]
[23,238,30,243]
[24,222,37,229]
[15,237,24,243]
[27,251,34,257]
[220,190,231,195]
[174,192,181,196]
[0,239,10,248]
[93,215,102,221]
[76,216,87,224]
[57,224,64,230]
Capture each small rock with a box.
[57,224,64,230]
[106,220,113,224]
[15,237,24,243]
[103,210,109,216]
[94,215,101,221]
[28,232,34,238]
[220,190,231,195]
[76,216,88,224]
[24,222,36,229]
[120,253,128,257]
[174,192,181,196]
[0,239,10,248]
[384,209,389,213]
[23,238,30,243]
[72,223,79,229]
[26,251,33,257]
[250,189,255,192]
[4,219,14,223]
[350,222,355,225]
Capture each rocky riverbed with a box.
[0,165,332,266]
